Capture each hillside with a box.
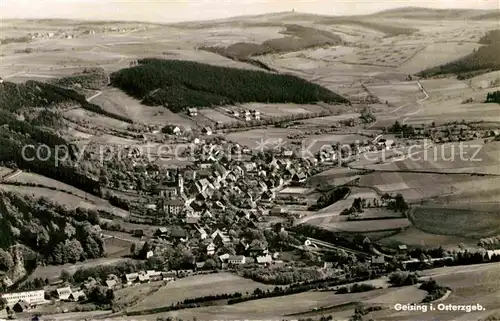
[51,67,109,91]
[0,81,107,195]
[0,191,104,289]
[0,80,130,122]
[110,58,349,111]
[417,29,500,79]
[367,7,500,20]
[201,24,343,59]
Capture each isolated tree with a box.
[60,269,73,283]
[0,297,7,311]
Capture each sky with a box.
[1,0,498,23]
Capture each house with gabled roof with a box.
[206,242,216,255]
[163,198,185,215]
[256,255,273,265]
[69,291,86,302]
[154,227,169,239]
[56,287,72,301]
[227,255,246,265]
[106,279,118,289]
[212,229,230,246]
[124,273,139,285]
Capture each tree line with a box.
[486,91,500,104]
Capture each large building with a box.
[1,290,45,307]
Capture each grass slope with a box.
[417,29,500,79]
[0,80,131,123]
[410,205,500,239]
[110,58,349,112]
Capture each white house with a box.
[69,291,86,302]
[256,255,273,265]
[56,287,72,301]
[487,249,500,260]
[206,242,216,255]
[227,255,246,265]
[1,290,45,307]
[124,273,139,285]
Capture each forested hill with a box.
[0,80,131,123]
[417,29,500,79]
[110,58,349,112]
[0,192,104,289]
[0,81,103,195]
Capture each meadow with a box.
[126,273,274,312]
[409,204,500,239]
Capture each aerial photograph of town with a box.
[0,0,499,320]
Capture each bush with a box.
[388,271,418,287]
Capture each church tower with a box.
[177,170,184,195]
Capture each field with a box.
[126,273,274,312]
[409,204,500,239]
[90,87,197,128]
[320,218,410,233]
[356,141,500,175]
[226,128,367,153]
[307,167,361,187]
[0,174,129,218]
[399,42,482,74]
[112,279,429,321]
[379,226,478,250]
[28,258,128,282]
[370,263,500,321]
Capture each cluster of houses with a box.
[0,270,179,313]
[228,109,261,121]
[150,225,280,268]
[152,150,313,220]
[187,108,261,122]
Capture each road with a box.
[367,80,430,128]
[87,91,103,102]
[1,169,23,181]
[304,236,372,257]
[401,80,430,124]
